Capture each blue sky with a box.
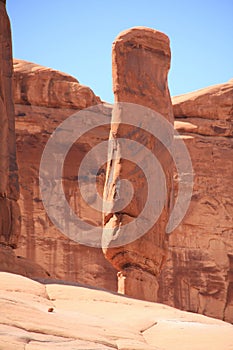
[7,0,233,103]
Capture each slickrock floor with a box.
[0,272,232,350]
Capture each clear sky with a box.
[7,0,233,103]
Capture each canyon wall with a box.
[158,80,233,323]
[2,8,232,323]
[0,1,49,277]
[14,59,117,290]
[14,55,232,322]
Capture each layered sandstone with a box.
[103,27,174,301]
[13,59,101,109]
[0,0,20,248]
[0,245,49,278]
[3,9,232,327]
[14,59,117,290]
[173,80,233,121]
[158,79,233,323]
[1,272,233,350]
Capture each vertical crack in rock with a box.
[102,27,174,302]
[223,254,233,322]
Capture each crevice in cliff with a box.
[104,212,114,226]
[175,115,230,122]
[121,263,155,277]
[111,250,157,276]
[124,41,170,59]
[223,282,231,322]
[175,130,233,139]
[119,211,136,219]
[105,136,118,192]
[223,254,233,322]
[104,211,136,227]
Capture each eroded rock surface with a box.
[173,80,233,121]
[3,11,232,327]
[158,79,233,323]
[13,59,117,290]
[103,27,174,301]
[1,272,233,350]
[13,58,100,108]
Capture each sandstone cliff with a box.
[13,59,117,290]
[158,79,233,323]
[0,0,20,248]
[2,10,232,325]
[13,59,100,109]
[102,27,174,301]
[0,0,51,278]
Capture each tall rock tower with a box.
[103,27,174,301]
[0,0,20,247]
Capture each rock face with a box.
[0,1,47,278]
[14,59,117,290]
[2,9,232,326]
[1,272,233,350]
[13,59,100,109]
[0,245,49,278]
[173,80,233,122]
[0,0,20,248]
[103,27,174,301]
[158,79,233,323]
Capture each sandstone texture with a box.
[0,0,20,248]
[158,79,233,323]
[2,8,232,329]
[0,2,54,279]
[0,272,233,350]
[13,59,117,290]
[13,58,101,109]
[103,27,174,301]
[173,80,233,122]
[0,245,49,278]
